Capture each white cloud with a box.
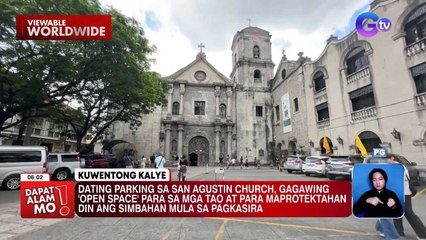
[99,0,371,77]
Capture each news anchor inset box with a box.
[16,15,112,40]
[352,163,404,218]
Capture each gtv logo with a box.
[356,12,392,37]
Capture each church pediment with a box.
[163,53,231,85]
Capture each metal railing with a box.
[415,92,426,106]
[351,106,377,121]
[406,38,426,57]
[346,67,370,84]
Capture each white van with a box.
[0,146,48,190]
[48,152,80,180]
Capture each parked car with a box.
[48,153,80,180]
[363,154,420,185]
[327,155,364,180]
[79,153,118,168]
[0,146,48,190]
[283,155,306,173]
[302,156,329,176]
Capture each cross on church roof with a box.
[248,18,251,26]
[198,43,205,53]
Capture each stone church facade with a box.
[110,26,274,166]
[111,0,426,166]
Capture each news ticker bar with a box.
[75,181,352,217]
[20,169,353,218]
[74,169,171,181]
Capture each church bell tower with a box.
[230,26,275,163]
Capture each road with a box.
[0,167,425,240]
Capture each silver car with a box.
[327,155,364,180]
[0,146,48,190]
[283,155,306,173]
[302,156,329,176]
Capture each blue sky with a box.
[144,11,162,32]
[333,2,371,38]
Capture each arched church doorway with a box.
[188,136,209,166]
[358,131,382,154]
[288,141,296,155]
[189,153,198,166]
[319,137,333,155]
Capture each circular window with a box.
[194,71,207,81]
[281,69,287,80]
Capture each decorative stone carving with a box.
[413,140,426,146]
[179,84,186,95]
[258,149,264,156]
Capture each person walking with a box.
[155,153,166,169]
[388,154,426,239]
[141,155,147,168]
[376,219,400,240]
[150,154,156,168]
[219,154,224,166]
[124,151,134,169]
[178,155,189,181]
[132,157,140,168]
[226,155,230,169]
[231,157,236,168]
[240,156,243,169]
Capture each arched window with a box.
[313,71,326,92]
[319,137,333,155]
[410,62,426,94]
[358,131,382,154]
[171,140,177,153]
[404,3,426,46]
[288,141,296,155]
[219,104,226,118]
[172,102,180,115]
[254,69,261,80]
[253,45,260,58]
[281,69,287,80]
[220,140,226,154]
[346,47,368,75]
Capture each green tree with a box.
[50,6,167,150]
[0,0,167,150]
[0,0,100,130]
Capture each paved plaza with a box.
[0,167,425,240]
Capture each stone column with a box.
[227,125,232,157]
[177,124,184,158]
[215,86,220,118]
[164,123,172,160]
[167,85,174,116]
[215,126,221,163]
[179,84,185,115]
[226,87,232,120]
